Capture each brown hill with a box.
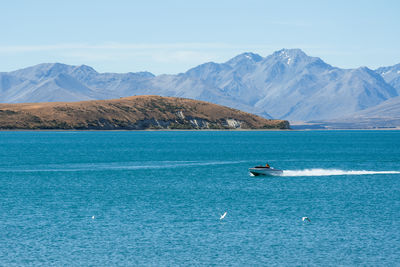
[0,95,289,130]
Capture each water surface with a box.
[0,131,399,265]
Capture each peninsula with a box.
[0,95,289,130]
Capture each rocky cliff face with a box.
[0,95,289,130]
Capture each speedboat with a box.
[249,165,283,176]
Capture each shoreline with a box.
[0,128,292,132]
[1,128,400,132]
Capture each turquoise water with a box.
[0,131,399,266]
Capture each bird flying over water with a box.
[302,216,311,222]
[220,212,227,220]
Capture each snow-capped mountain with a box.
[1,49,399,121]
[376,63,400,93]
[179,49,397,120]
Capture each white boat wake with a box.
[0,160,253,173]
[282,169,400,177]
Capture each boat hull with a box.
[249,168,283,176]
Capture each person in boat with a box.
[265,163,270,168]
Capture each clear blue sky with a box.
[1,0,399,74]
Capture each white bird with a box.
[302,216,311,222]
[220,212,227,220]
[92,215,95,220]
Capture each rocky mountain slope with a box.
[292,96,400,129]
[0,95,289,130]
[180,49,397,121]
[1,49,399,122]
[376,64,400,93]
[351,96,400,118]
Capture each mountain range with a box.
[1,48,400,125]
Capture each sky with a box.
[1,0,399,74]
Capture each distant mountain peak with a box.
[375,63,400,94]
[357,66,371,70]
[9,62,73,81]
[71,65,98,77]
[266,48,331,70]
[36,62,70,71]
[75,64,96,71]
[21,62,65,71]
[131,71,155,78]
[271,48,308,63]
[353,66,383,78]
[226,52,263,66]
[376,63,400,77]
[274,48,306,57]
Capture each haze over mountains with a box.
[1,48,400,125]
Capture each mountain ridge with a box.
[1,48,399,122]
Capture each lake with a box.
[0,131,399,265]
